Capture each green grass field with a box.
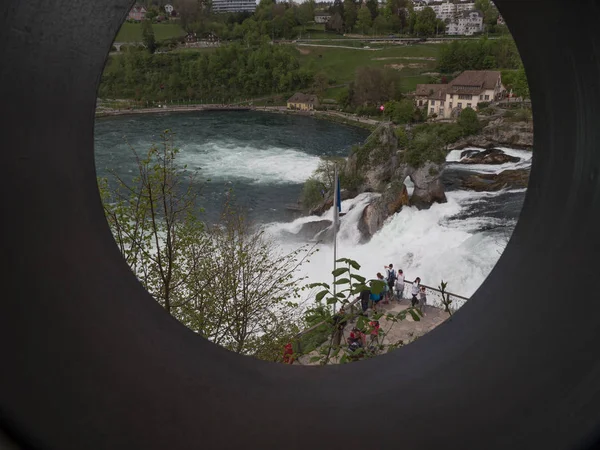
[292,43,442,95]
[115,22,186,42]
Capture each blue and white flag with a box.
[333,169,341,227]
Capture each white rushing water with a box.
[445,147,533,174]
[263,147,530,305]
[175,140,322,184]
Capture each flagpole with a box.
[333,166,339,315]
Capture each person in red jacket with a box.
[369,320,381,348]
[283,342,294,364]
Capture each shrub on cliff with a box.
[384,99,419,124]
[403,130,446,167]
[301,177,326,211]
[457,107,482,135]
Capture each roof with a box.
[415,84,448,100]
[131,4,147,12]
[287,93,319,104]
[447,71,501,95]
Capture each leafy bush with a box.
[513,108,533,123]
[99,42,312,102]
[457,107,482,135]
[384,99,418,124]
[301,177,326,210]
[340,171,365,192]
[355,105,381,117]
[400,122,465,168]
[403,130,446,167]
[438,36,522,73]
[395,127,409,148]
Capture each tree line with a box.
[170,0,508,43]
[99,42,313,102]
[437,36,522,73]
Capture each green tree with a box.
[331,0,344,18]
[414,7,437,36]
[343,0,358,32]
[313,72,329,94]
[351,67,402,106]
[99,131,310,360]
[384,99,415,124]
[326,12,344,33]
[283,7,297,39]
[475,0,499,26]
[356,6,373,34]
[407,8,417,34]
[385,0,407,19]
[457,107,482,135]
[507,66,531,99]
[98,130,207,315]
[141,19,157,54]
[365,0,379,20]
[297,1,315,31]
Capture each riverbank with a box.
[95,103,381,130]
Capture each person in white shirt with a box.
[394,269,405,302]
[411,277,421,307]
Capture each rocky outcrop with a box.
[344,124,448,242]
[296,220,332,240]
[400,161,447,209]
[358,182,410,241]
[308,189,354,216]
[459,148,520,165]
[356,160,447,242]
[461,169,530,192]
[449,117,534,150]
[345,123,399,193]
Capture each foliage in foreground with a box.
[296,258,424,365]
[98,130,311,360]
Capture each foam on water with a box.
[446,147,533,174]
[177,140,321,184]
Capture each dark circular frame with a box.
[2,0,600,448]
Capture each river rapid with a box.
[95,111,529,303]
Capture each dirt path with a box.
[296,43,380,51]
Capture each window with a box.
[479,95,483,100]
[431,100,435,105]
[485,95,490,100]
[440,101,445,106]
[449,102,453,108]
[458,102,463,108]
[467,103,471,108]
[458,94,471,100]
[430,108,435,114]
[419,100,423,106]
